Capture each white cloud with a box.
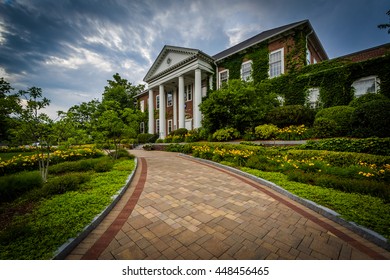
[44,44,113,72]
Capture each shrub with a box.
[286,170,390,202]
[171,128,188,136]
[315,106,355,136]
[265,105,316,127]
[212,128,241,142]
[108,148,133,160]
[42,173,91,196]
[185,129,201,143]
[0,171,43,202]
[300,138,390,156]
[137,133,158,144]
[350,100,390,138]
[255,124,279,140]
[163,135,172,143]
[349,93,389,108]
[312,117,338,138]
[93,159,114,173]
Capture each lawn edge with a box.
[52,158,138,260]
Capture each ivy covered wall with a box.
[215,33,390,108]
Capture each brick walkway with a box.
[66,151,390,260]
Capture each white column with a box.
[194,68,202,129]
[148,89,154,134]
[178,76,185,129]
[159,84,166,139]
[173,89,177,131]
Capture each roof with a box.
[143,45,214,83]
[335,43,390,62]
[213,19,327,61]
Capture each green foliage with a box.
[312,117,338,138]
[212,128,240,142]
[171,128,188,136]
[137,133,158,144]
[0,171,43,203]
[300,138,390,156]
[200,80,277,133]
[315,106,355,136]
[102,73,144,111]
[276,125,310,140]
[254,124,279,140]
[286,170,390,202]
[349,93,389,108]
[265,105,315,127]
[350,100,390,138]
[0,159,135,259]
[42,173,92,196]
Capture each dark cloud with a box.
[0,0,389,118]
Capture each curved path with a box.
[66,151,390,260]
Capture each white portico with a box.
[143,45,214,139]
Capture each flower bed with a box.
[0,146,104,175]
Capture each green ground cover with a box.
[0,153,135,259]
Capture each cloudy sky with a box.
[1,0,389,118]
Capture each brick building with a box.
[137,19,328,139]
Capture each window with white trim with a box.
[156,95,160,109]
[156,119,160,134]
[167,119,172,134]
[184,84,192,102]
[139,100,145,112]
[269,48,284,78]
[352,76,380,98]
[219,69,229,87]
[139,122,145,133]
[307,87,320,109]
[167,92,173,107]
[241,61,252,81]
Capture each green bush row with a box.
[300,138,390,156]
[0,171,43,203]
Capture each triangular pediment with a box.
[143,45,208,82]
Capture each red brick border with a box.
[184,156,387,260]
[81,157,147,260]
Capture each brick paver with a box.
[66,150,390,260]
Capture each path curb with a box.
[52,158,139,260]
[178,154,390,252]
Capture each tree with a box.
[378,9,390,34]
[200,80,278,133]
[103,73,145,110]
[12,87,53,181]
[95,101,125,159]
[0,78,19,143]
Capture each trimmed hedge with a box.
[265,105,315,127]
[137,133,158,144]
[300,138,390,156]
[349,93,389,108]
[0,171,43,203]
[315,106,355,137]
[350,100,390,138]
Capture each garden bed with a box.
[165,141,390,241]
[0,148,135,260]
